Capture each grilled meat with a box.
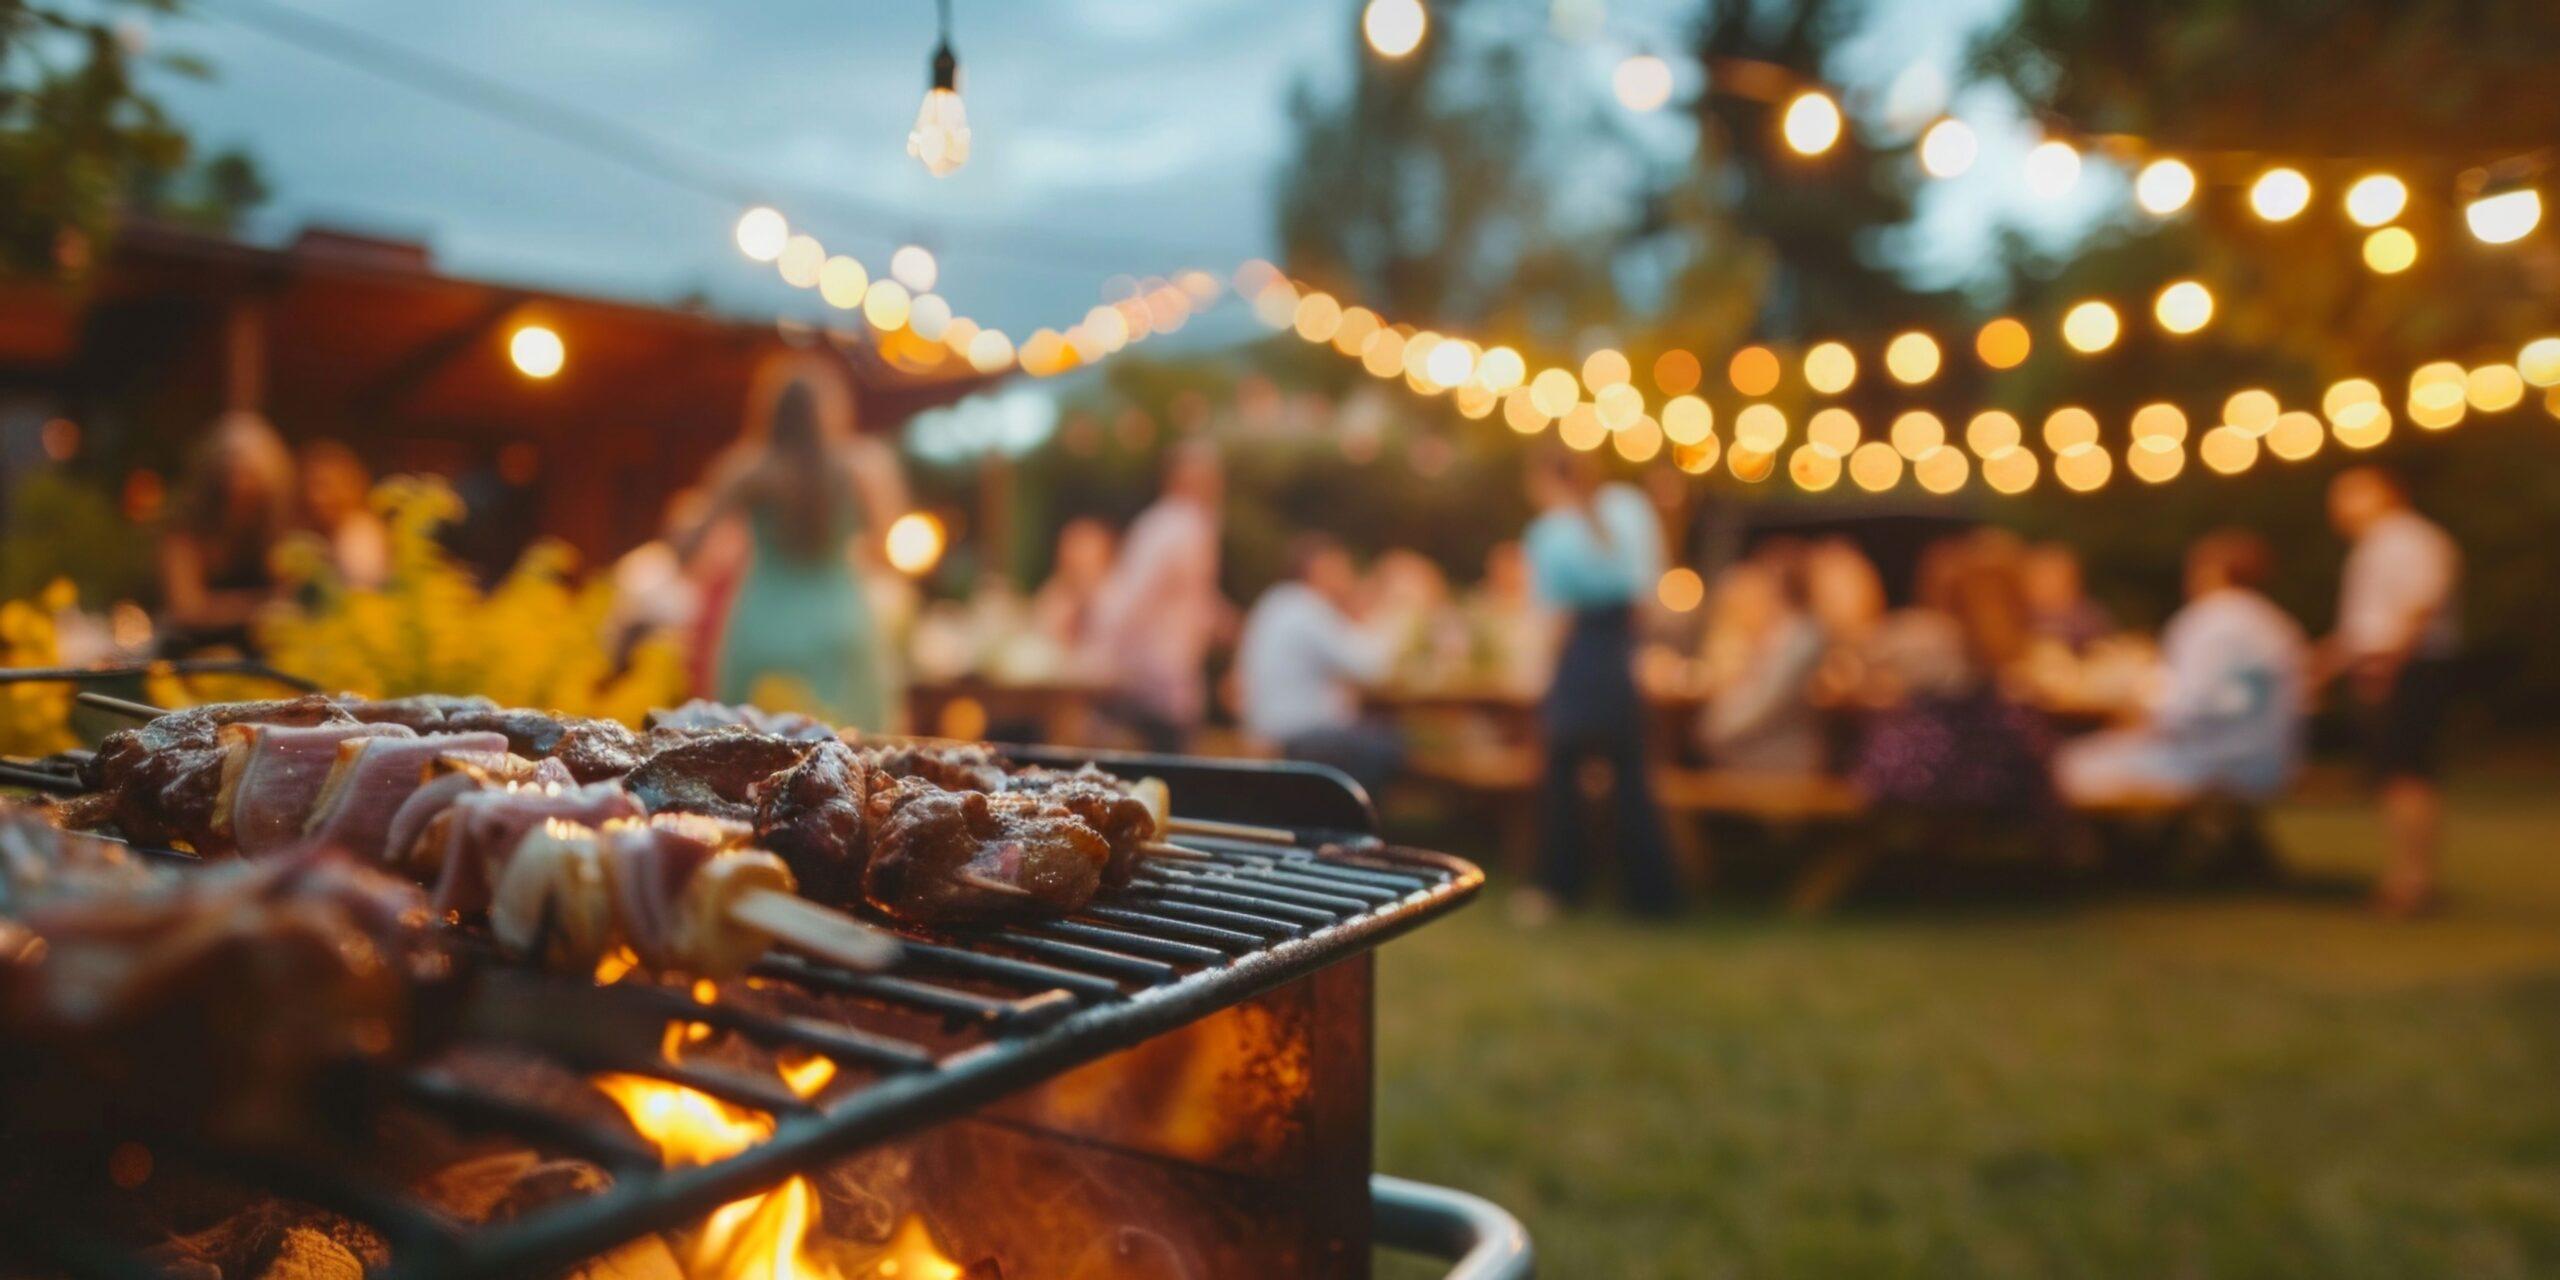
[862,778,1109,923]
[751,739,874,904]
[624,730,811,823]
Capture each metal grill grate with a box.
[3,749,1480,1280]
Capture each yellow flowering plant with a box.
[0,578,81,756]
[258,476,688,725]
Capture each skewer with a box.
[72,691,167,722]
[1163,816,1298,846]
[0,761,82,793]
[1139,840,1214,862]
[725,886,902,972]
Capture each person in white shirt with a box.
[2058,530,2308,803]
[2322,466,2462,916]
[1234,534,1404,794]
[1081,441,1230,751]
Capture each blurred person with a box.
[1698,557,1829,774]
[1850,559,2054,813]
[2322,466,2462,917]
[1462,539,1557,696]
[2056,530,2308,802]
[2022,542,2114,653]
[682,367,907,730]
[1029,517,1118,662]
[1368,548,1466,687]
[1804,537,1888,702]
[297,439,387,589]
[159,409,296,655]
[1517,447,1677,921]
[605,487,711,668]
[1083,441,1229,752]
[1234,533,1404,794]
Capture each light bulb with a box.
[2343,174,2407,227]
[1613,54,1674,113]
[908,39,970,178]
[508,325,564,379]
[2249,167,2311,222]
[2134,158,2195,215]
[1781,92,1842,156]
[2024,140,2080,199]
[1918,118,1977,178]
[1363,0,1426,58]
[2466,189,2543,245]
[734,207,788,261]
[890,244,938,293]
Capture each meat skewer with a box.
[56,702,901,978]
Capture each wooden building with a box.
[0,221,991,563]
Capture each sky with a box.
[130,0,2074,346]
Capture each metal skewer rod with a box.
[73,691,169,722]
[1162,816,1299,845]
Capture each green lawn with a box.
[1373,787,2560,1278]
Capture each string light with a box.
[1594,381,1644,430]
[2248,167,2311,222]
[817,255,870,310]
[1965,411,2021,457]
[1615,414,1665,462]
[1558,404,1608,451]
[1883,331,1941,384]
[1789,445,1843,492]
[2153,280,2213,335]
[777,234,824,288]
[863,279,913,331]
[1804,341,1857,394]
[1652,349,1702,395]
[507,324,564,379]
[2055,443,2112,491]
[1662,395,1714,444]
[890,245,939,293]
[2344,174,2408,227]
[1479,346,1528,392]
[1582,348,1633,390]
[1889,410,1945,460]
[884,512,946,576]
[1728,345,1781,397]
[2221,388,2279,436]
[1806,407,1860,456]
[1918,118,1977,178]
[1983,446,2038,494]
[1914,445,1969,494]
[2363,227,2419,274]
[2130,402,2187,445]
[2266,411,2324,461]
[2465,188,2542,244]
[1613,54,1674,113]
[1658,567,1707,612]
[1734,403,1788,452]
[2127,436,2184,484]
[734,207,788,261]
[2467,363,2526,413]
[1362,0,1426,58]
[1976,318,2031,369]
[908,0,970,178]
[2061,300,2120,354]
[1530,368,1581,417]
[2023,140,2080,198]
[2519,338,2560,387]
[2134,159,2197,215]
[2043,406,2099,452]
[2199,425,2259,475]
[1848,441,1902,492]
[1781,91,1842,156]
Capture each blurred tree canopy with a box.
[0,0,259,279]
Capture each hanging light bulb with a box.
[2466,188,2543,245]
[1363,0,1426,59]
[908,0,970,178]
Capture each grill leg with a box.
[1371,1174,1534,1280]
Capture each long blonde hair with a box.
[732,361,859,559]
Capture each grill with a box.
[0,701,1530,1280]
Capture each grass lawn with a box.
[1372,784,2560,1278]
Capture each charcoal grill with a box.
[0,714,1531,1280]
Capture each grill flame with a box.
[592,1033,955,1277]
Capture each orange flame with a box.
[594,1037,955,1277]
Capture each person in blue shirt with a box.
[1515,447,1679,921]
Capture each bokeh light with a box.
[1884,331,1941,384]
[1734,403,1788,452]
[1362,0,1426,57]
[2023,140,2081,198]
[2130,402,2188,445]
[1613,54,1675,112]
[1889,410,1945,460]
[2153,280,2213,334]
[1661,395,1714,445]
[1728,345,1781,397]
[884,512,946,576]
[1652,349,1702,395]
[1657,567,1706,612]
[1803,341,1856,394]
[2363,227,2418,274]
[1975,318,2031,369]
[1965,410,2021,457]
[2061,301,2121,354]
[735,206,788,261]
[2248,167,2311,221]
[507,324,564,379]
[2466,189,2543,244]
[1918,118,1977,178]
[2344,174,2407,227]
[890,244,938,293]
[1806,407,1860,457]
[1582,348,1633,390]
[1782,91,1843,156]
[1848,441,1903,492]
[2043,406,2099,452]
[1789,445,1843,493]
[818,255,870,310]
[2134,158,2196,215]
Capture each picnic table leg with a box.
[1785,826,1876,916]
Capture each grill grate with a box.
[3,751,1480,1280]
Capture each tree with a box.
[0,0,225,278]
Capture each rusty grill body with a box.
[0,741,1515,1280]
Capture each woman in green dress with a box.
[687,365,907,731]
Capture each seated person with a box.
[2057,530,2308,802]
[1851,558,2054,813]
[1698,559,1829,773]
[1234,534,1404,796]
